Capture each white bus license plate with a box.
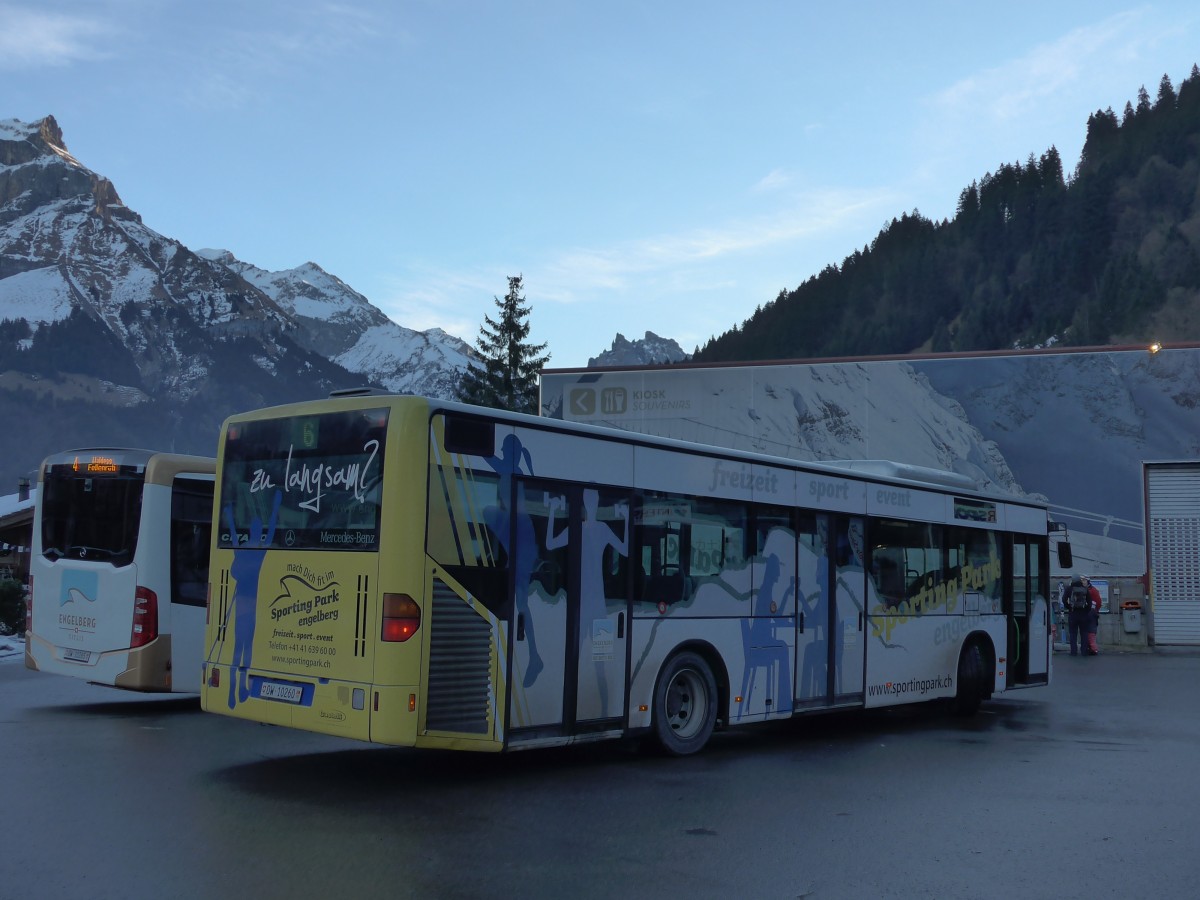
[63,648,91,663]
[260,682,303,703]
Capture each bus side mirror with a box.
[1057,542,1073,569]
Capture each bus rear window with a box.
[218,407,388,552]
[40,468,144,564]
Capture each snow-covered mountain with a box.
[0,115,470,397]
[196,249,473,397]
[0,115,474,486]
[588,331,689,368]
[0,117,487,489]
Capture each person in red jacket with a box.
[1083,576,1103,656]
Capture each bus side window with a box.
[638,523,686,604]
[961,528,1002,613]
[425,466,510,613]
[635,494,747,607]
[871,553,905,608]
[170,479,214,607]
[870,520,942,613]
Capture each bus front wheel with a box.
[652,651,718,756]
[949,641,986,717]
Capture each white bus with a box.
[26,449,216,693]
[200,394,1056,755]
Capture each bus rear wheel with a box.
[652,651,718,756]
[949,641,986,717]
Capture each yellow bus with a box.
[201,392,1055,755]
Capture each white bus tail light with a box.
[381,593,420,642]
[131,586,159,648]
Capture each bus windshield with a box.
[218,406,389,552]
[40,461,145,564]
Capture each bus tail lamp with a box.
[381,593,420,642]
[25,578,33,634]
[130,586,159,649]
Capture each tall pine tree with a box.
[457,275,550,413]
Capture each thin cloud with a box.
[215,4,393,78]
[753,168,794,193]
[376,266,505,338]
[910,7,1196,212]
[539,187,895,301]
[376,187,899,343]
[933,10,1151,122]
[178,4,397,110]
[0,5,117,68]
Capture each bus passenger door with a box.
[571,486,631,725]
[508,484,571,730]
[833,516,866,703]
[508,483,630,733]
[1010,536,1049,685]
[794,513,832,708]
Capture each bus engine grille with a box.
[426,580,494,734]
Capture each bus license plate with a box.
[260,682,304,704]
[63,648,91,663]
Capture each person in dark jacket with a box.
[1065,575,1091,656]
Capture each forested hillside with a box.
[696,66,1200,362]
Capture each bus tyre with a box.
[652,651,718,756]
[950,642,985,717]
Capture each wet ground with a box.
[3,648,1197,899]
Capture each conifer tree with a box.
[457,275,550,414]
[1156,73,1177,109]
[1136,85,1152,115]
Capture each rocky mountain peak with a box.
[588,330,690,368]
[36,115,68,156]
[1,115,129,220]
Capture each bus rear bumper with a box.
[25,632,174,692]
[200,664,373,743]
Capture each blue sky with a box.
[6,1,1200,368]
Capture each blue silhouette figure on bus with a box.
[482,434,543,687]
[224,490,282,709]
[738,552,794,718]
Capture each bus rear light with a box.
[131,586,159,649]
[208,666,220,688]
[381,593,420,642]
[25,578,33,634]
